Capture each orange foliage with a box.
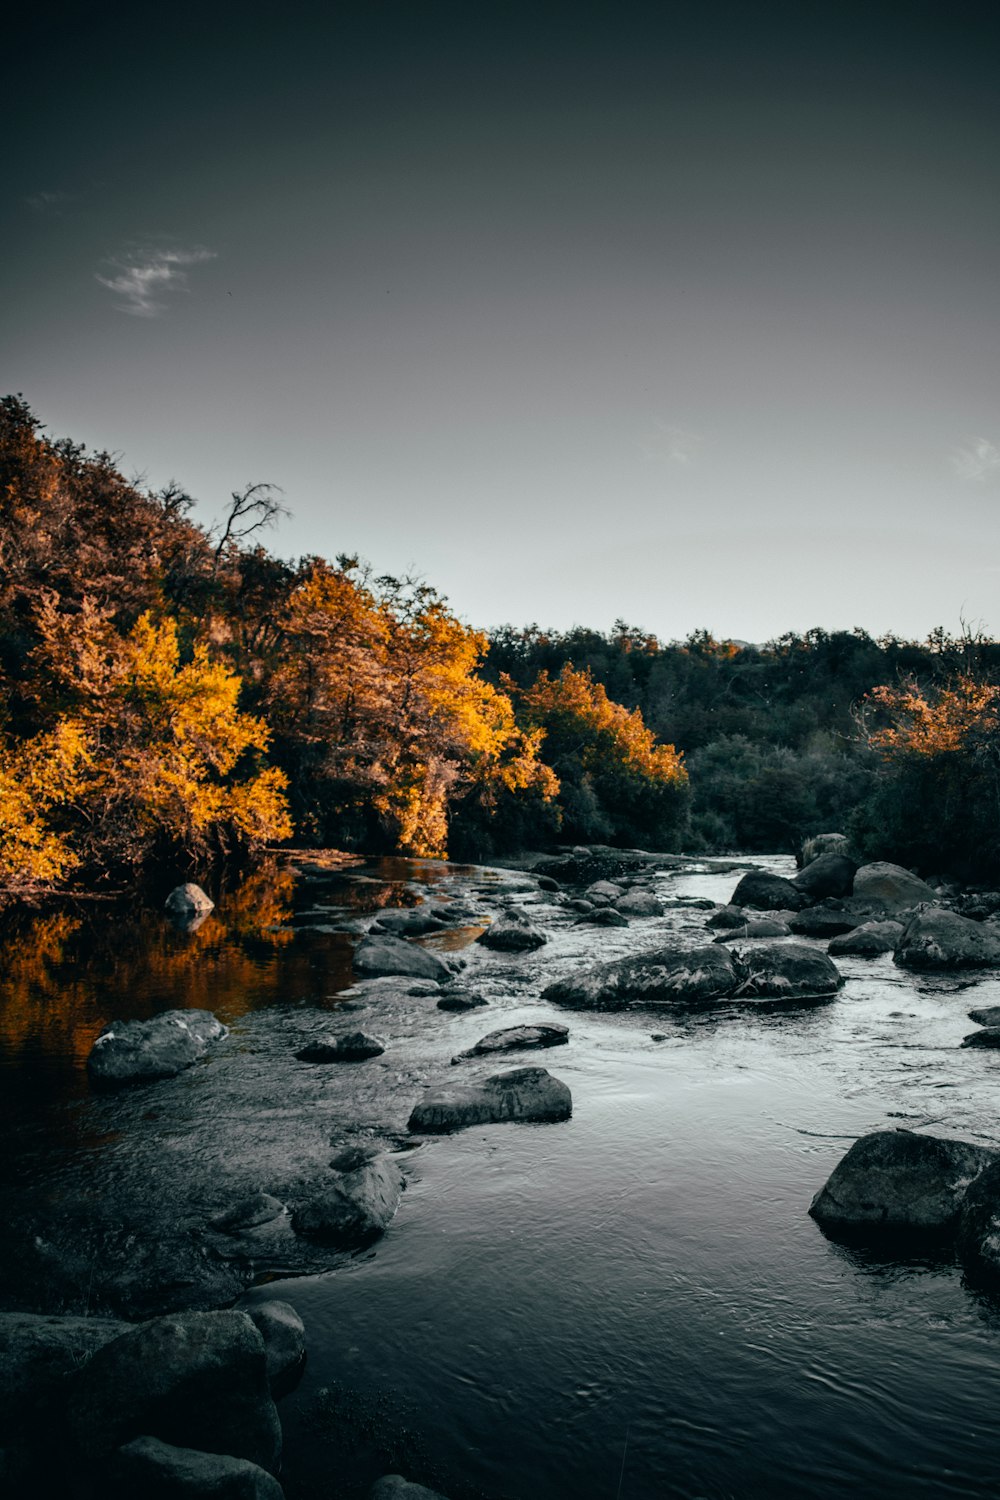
[866,674,1000,759]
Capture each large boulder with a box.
[809,1130,997,1231]
[164,883,214,915]
[799,833,853,868]
[107,1436,284,1499]
[291,1149,403,1246]
[295,1031,386,1062]
[452,1023,569,1062]
[244,1300,306,1396]
[66,1310,282,1472]
[0,1313,129,1442]
[788,906,861,938]
[87,1010,227,1088]
[957,1161,1000,1279]
[542,945,738,1011]
[828,921,903,957]
[475,908,547,952]
[730,943,843,1001]
[729,871,805,911]
[353,934,451,982]
[370,1478,450,1500]
[614,890,664,918]
[791,853,857,901]
[585,880,624,901]
[852,861,936,912]
[894,908,1000,970]
[408,1066,572,1134]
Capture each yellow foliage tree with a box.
[0,718,92,889]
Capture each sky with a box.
[4,0,1000,644]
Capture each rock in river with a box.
[729,871,806,911]
[809,1130,997,1231]
[108,1436,285,1499]
[791,852,857,901]
[788,906,861,938]
[452,1022,569,1062]
[852,861,936,912]
[729,943,843,1001]
[712,918,790,943]
[0,1313,129,1442]
[292,1149,403,1247]
[615,890,664,917]
[969,1005,1000,1027]
[87,1009,227,1088]
[894,908,1000,970]
[476,908,547,952]
[961,1029,1000,1049]
[957,1160,1000,1279]
[354,933,452,982]
[164,882,214,915]
[296,1031,386,1062]
[67,1309,282,1472]
[371,1478,450,1500]
[576,906,628,928]
[244,1299,306,1395]
[828,921,903,957]
[436,989,489,1012]
[408,1066,572,1133]
[542,945,738,1011]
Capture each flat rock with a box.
[828,921,903,956]
[353,934,451,982]
[296,1031,386,1062]
[543,945,738,1011]
[730,943,843,1001]
[0,1313,129,1442]
[210,1194,286,1233]
[66,1309,281,1472]
[852,861,936,912]
[729,871,805,911]
[408,1066,572,1133]
[791,853,857,901]
[291,1153,403,1246]
[475,908,547,952]
[108,1435,284,1499]
[615,890,664,917]
[809,1129,997,1231]
[244,1300,306,1395]
[895,908,1000,970]
[452,1023,569,1062]
[87,1009,228,1088]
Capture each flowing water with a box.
[5,853,1000,1499]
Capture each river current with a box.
[4,852,1000,1500]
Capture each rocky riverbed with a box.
[8,847,1000,1498]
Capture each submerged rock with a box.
[809,1130,997,1231]
[353,934,451,982]
[108,1435,285,1499]
[87,1010,227,1088]
[295,1031,386,1063]
[895,908,1000,970]
[452,1023,569,1062]
[292,1151,403,1247]
[791,853,857,901]
[730,943,843,1001]
[828,921,903,956]
[476,908,547,952]
[542,945,738,1011]
[66,1310,282,1472]
[852,861,936,912]
[408,1066,572,1133]
[729,871,805,911]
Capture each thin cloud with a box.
[642,420,704,468]
[26,189,75,214]
[96,245,216,317]
[951,437,1000,483]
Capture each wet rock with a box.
[210,1194,286,1233]
[436,990,489,1012]
[969,1005,1000,1027]
[406,981,443,996]
[66,1309,282,1472]
[711,918,790,943]
[792,853,857,901]
[706,905,750,929]
[536,875,561,892]
[809,1130,997,1231]
[370,1478,450,1500]
[543,945,738,1011]
[788,906,861,938]
[452,1023,569,1062]
[296,1031,386,1063]
[585,880,624,901]
[353,934,451,982]
[729,871,805,911]
[852,861,936,912]
[895,908,1000,970]
[532,847,655,885]
[828,921,904,956]
[576,907,628,927]
[108,1435,285,1499]
[957,1160,1000,1279]
[615,890,664,917]
[371,908,446,938]
[291,1153,403,1246]
[799,833,853,868]
[244,1300,306,1396]
[568,898,594,913]
[476,908,547,952]
[961,1029,1000,1049]
[0,1313,129,1442]
[164,883,215,916]
[730,943,843,1000]
[87,1009,228,1088]
[407,1066,572,1133]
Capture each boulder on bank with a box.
[295,1031,386,1063]
[791,853,857,901]
[164,883,214,916]
[852,861,936,912]
[353,934,451,982]
[828,921,903,956]
[730,943,843,1001]
[799,833,853,869]
[788,906,861,938]
[894,908,1000,970]
[615,890,664,918]
[809,1130,997,1231]
[87,1010,227,1088]
[452,1023,569,1062]
[0,1313,129,1441]
[108,1435,285,1499]
[291,1150,403,1246]
[542,945,738,1011]
[66,1310,282,1472]
[729,871,805,911]
[244,1300,306,1396]
[407,1066,572,1133]
[475,908,547,952]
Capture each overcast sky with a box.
[4,1,1000,643]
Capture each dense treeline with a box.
[2,395,998,890]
